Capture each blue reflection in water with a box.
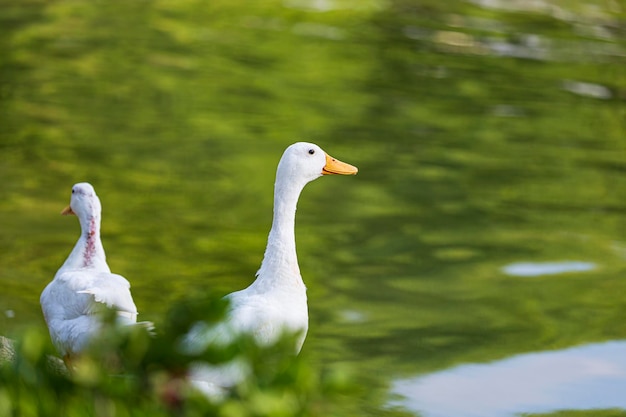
[390,341,626,417]
[502,261,596,277]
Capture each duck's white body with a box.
[40,183,141,364]
[186,142,357,395]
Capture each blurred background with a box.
[0,0,625,416]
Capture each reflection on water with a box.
[502,261,597,277]
[391,341,626,417]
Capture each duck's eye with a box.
[308,149,315,155]
[72,189,75,194]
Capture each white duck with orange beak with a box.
[185,142,357,394]
[40,182,147,367]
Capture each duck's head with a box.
[277,142,358,186]
[61,182,102,218]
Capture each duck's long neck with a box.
[253,178,306,291]
[62,213,109,271]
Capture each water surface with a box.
[391,341,626,417]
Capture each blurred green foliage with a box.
[0,295,358,417]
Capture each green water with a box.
[1,0,625,415]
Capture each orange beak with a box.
[61,205,75,216]
[322,153,358,175]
